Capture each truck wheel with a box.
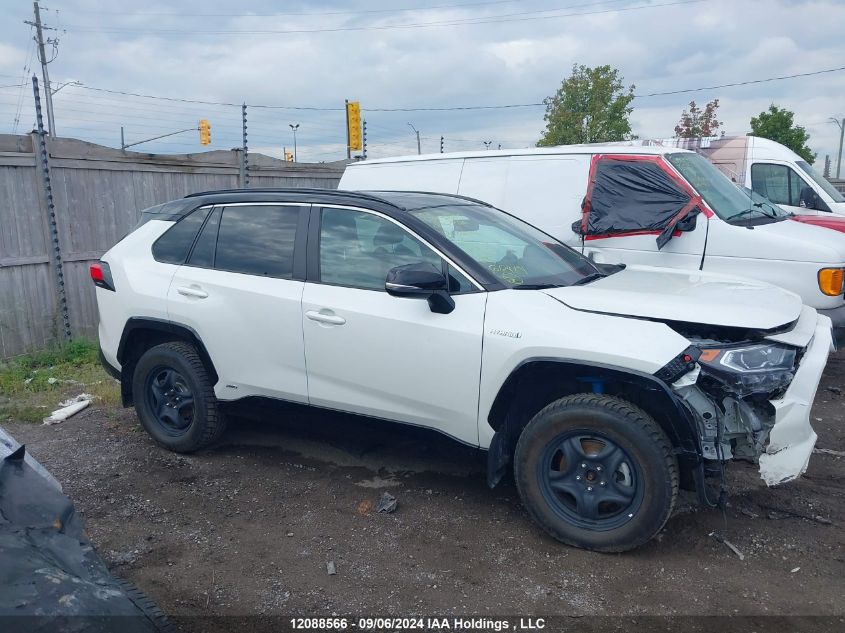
[514,393,678,552]
[132,341,226,453]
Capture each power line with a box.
[74,85,344,110]
[61,0,703,35]
[69,62,845,113]
[637,65,845,97]
[65,0,521,18]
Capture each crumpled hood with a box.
[543,266,803,330]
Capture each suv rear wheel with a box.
[514,393,678,552]
[132,341,226,452]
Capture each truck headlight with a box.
[698,344,797,395]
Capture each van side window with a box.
[750,164,806,207]
[580,158,692,235]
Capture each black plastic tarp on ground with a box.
[0,436,171,633]
[578,158,692,235]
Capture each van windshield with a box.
[666,152,790,223]
[404,200,601,288]
[797,160,845,202]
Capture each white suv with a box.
[94,189,832,552]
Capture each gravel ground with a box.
[4,353,844,625]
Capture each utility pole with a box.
[26,1,56,136]
[832,117,844,179]
[408,122,420,155]
[345,99,351,160]
[289,123,299,162]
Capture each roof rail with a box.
[183,187,355,198]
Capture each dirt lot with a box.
[4,352,845,625]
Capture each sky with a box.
[0,0,843,166]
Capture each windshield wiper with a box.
[751,201,778,218]
[728,208,769,222]
[512,283,561,290]
[570,272,607,286]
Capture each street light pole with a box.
[832,117,844,179]
[408,122,421,155]
[289,123,299,162]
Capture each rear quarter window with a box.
[151,207,212,264]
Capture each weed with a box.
[0,340,120,423]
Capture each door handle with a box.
[176,285,209,299]
[305,310,346,326]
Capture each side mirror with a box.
[385,262,455,314]
[799,186,818,210]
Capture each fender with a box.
[116,317,218,405]
[485,357,702,488]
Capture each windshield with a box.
[405,201,599,288]
[666,152,790,222]
[797,160,845,203]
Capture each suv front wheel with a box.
[132,341,226,452]
[514,393,678,552]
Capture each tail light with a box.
[90,261,115,291]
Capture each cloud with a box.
[0,0,842,164]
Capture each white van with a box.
[645,135,845,219]
[340,145,845,347]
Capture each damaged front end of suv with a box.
[668,306,833,488]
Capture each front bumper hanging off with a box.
[758,315,832,486]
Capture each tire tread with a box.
[135,340,226,452]
[514,393,678,552]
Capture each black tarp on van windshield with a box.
[575,157,697,243]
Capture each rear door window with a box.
[214,205,300,278]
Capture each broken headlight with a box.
[698,344,797,395]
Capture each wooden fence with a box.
[0,134,345,358]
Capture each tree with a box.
[537,64,636,146]
[674,99,722,138]
[750,104,815,163]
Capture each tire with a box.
[115,578,177,633]
[514,393,678,552]
[132,341,226,453]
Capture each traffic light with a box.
[346,101,362,151]
[284,150,294,162]
[199,119,211,145]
